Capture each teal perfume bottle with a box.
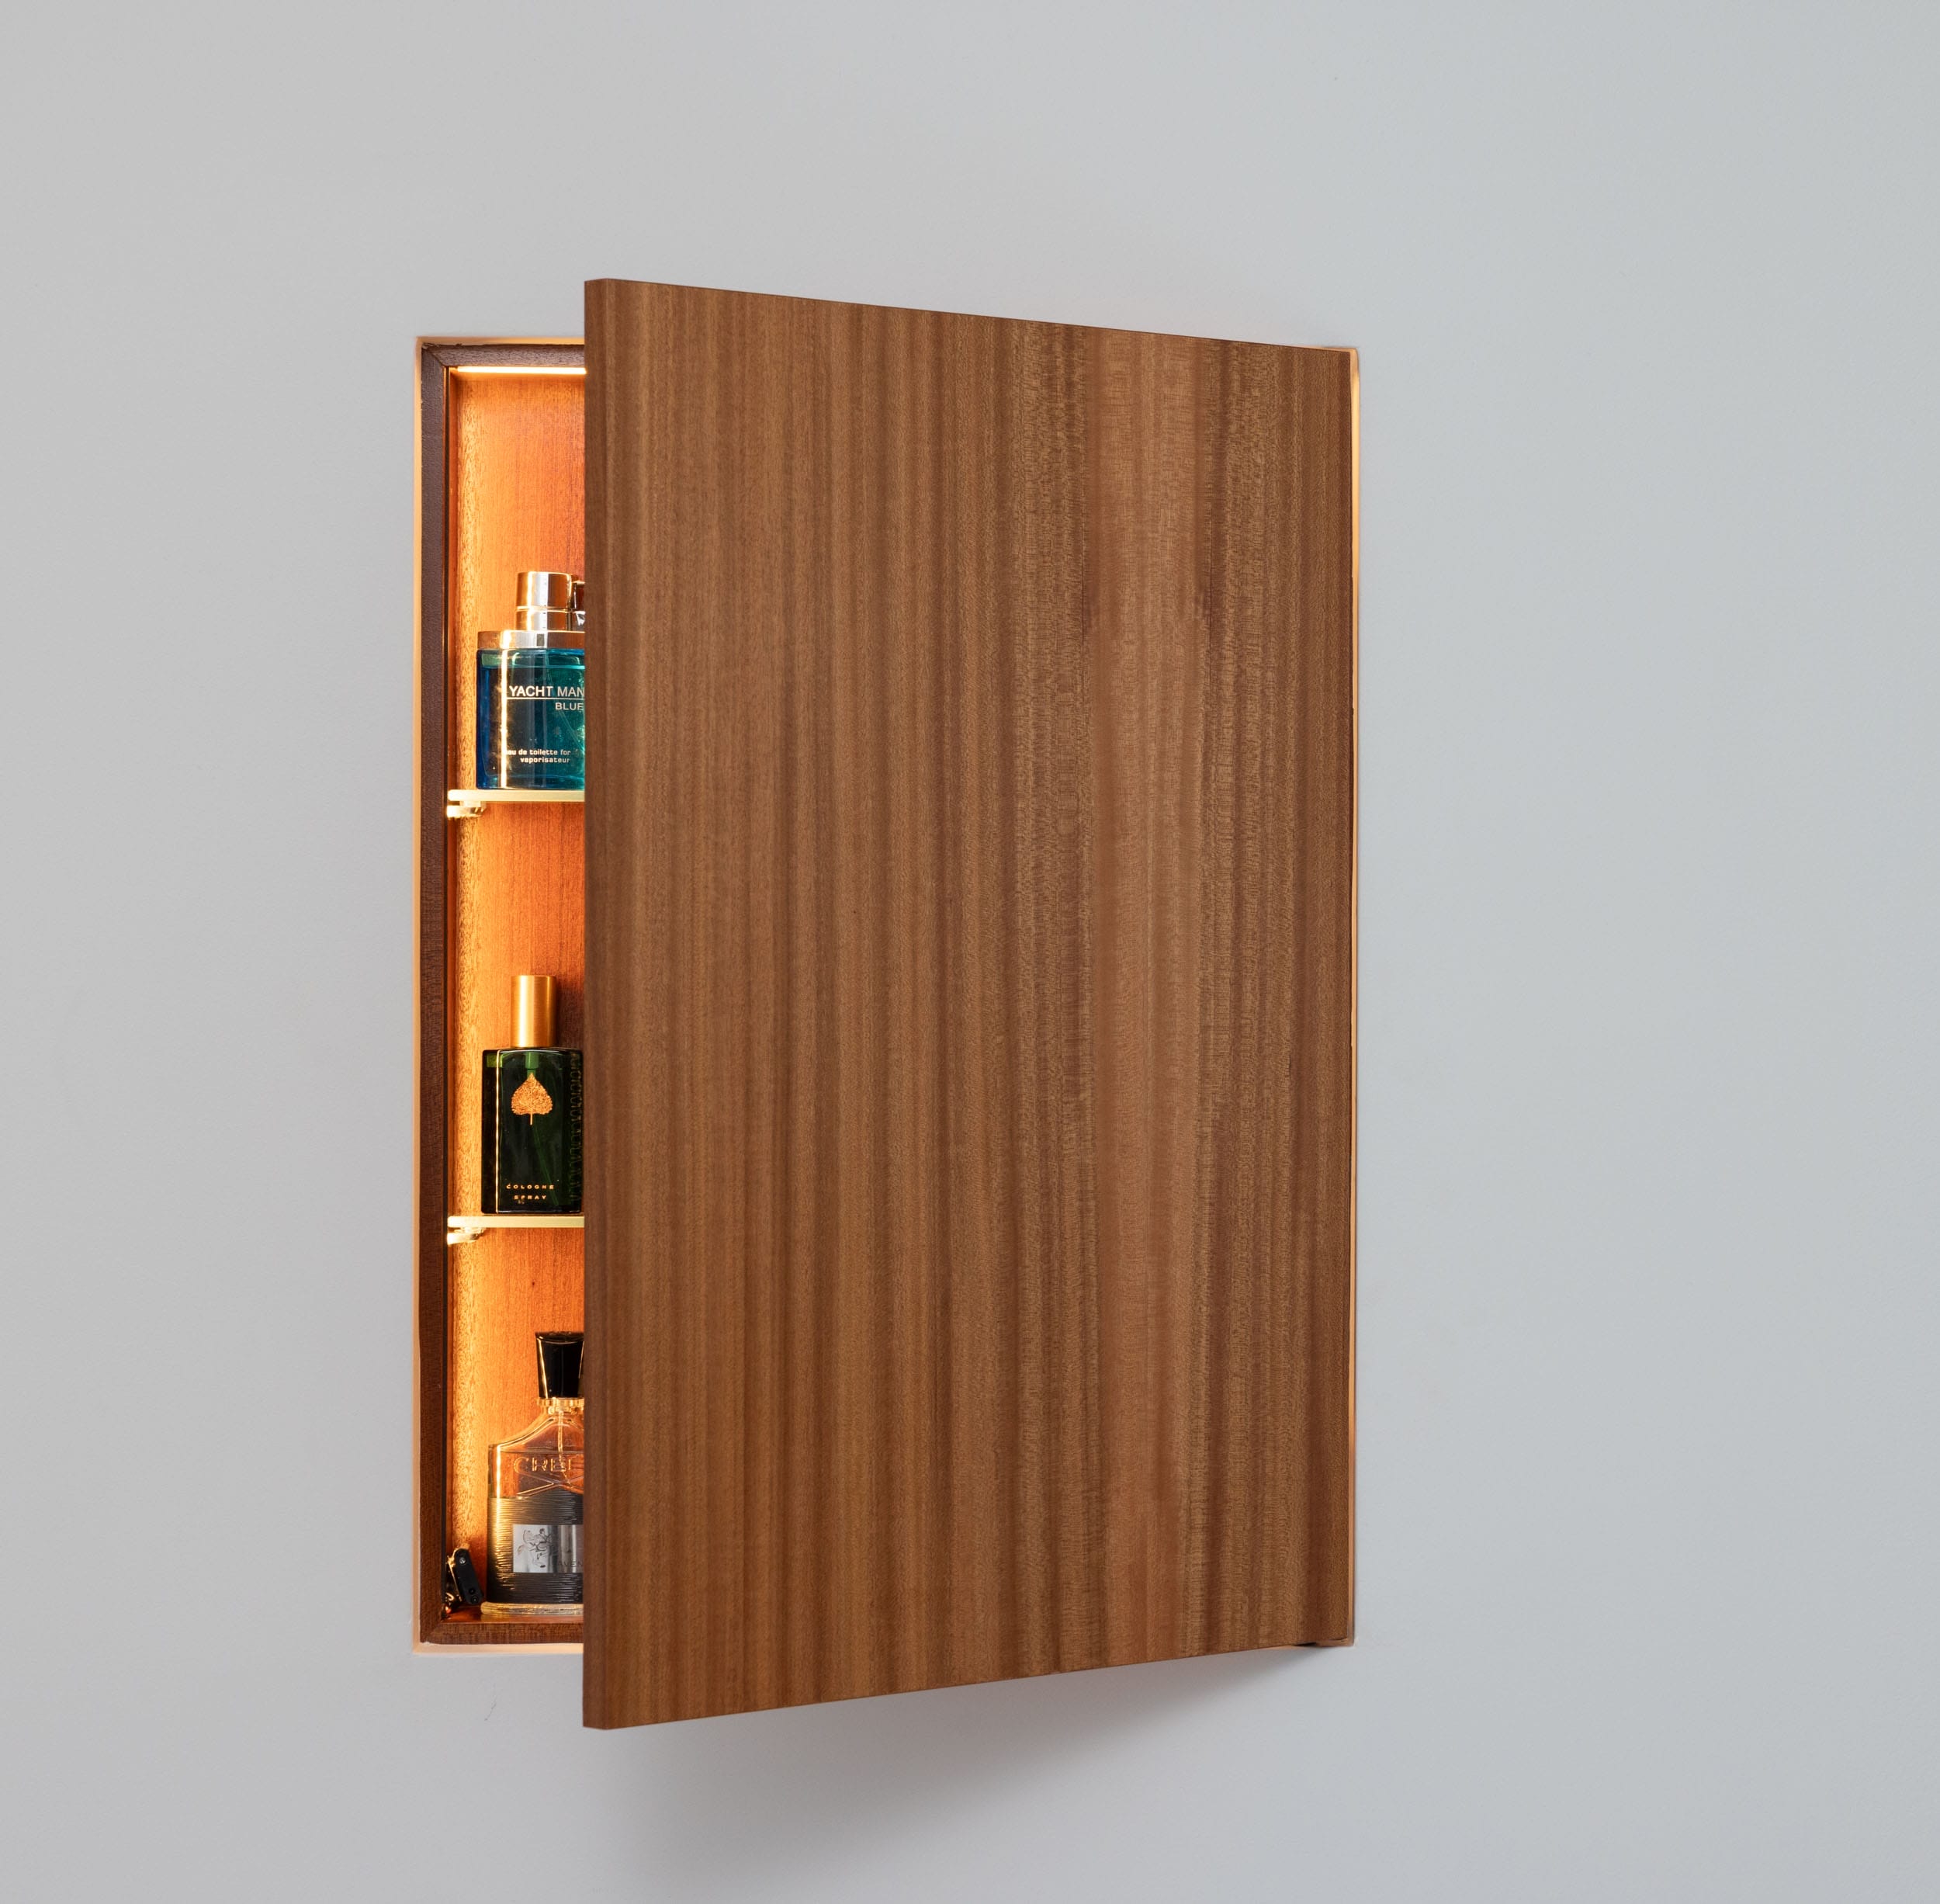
[476,570,585,789]
[481,975,584,1214]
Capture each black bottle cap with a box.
[442,1545,483,1611]
[536,1330,584,1401]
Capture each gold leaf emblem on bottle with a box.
[510,1072,553,1125]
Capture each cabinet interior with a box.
[417,345,586,1649]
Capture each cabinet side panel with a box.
[585,281,1354,1727]
[416,349,452,1642]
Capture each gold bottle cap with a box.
[513,974,559,1049]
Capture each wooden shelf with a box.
[446,787,584,819]
[430,1607,583,1650]
[445,1213,584,1245]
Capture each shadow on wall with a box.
[621,1647,1312,1893]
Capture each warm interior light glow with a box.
[449,365,585,377]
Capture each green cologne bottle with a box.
[481,975,583,1213]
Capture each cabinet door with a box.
[584,279,1356,1728]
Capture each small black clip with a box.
[443,1545,483,1611]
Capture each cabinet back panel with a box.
[584,282,1356,1726]
[419,360,586,1644]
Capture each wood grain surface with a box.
[584,282,1356,1726]
[417,352,587,1646]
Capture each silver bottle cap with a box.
[489,571,584,649]
[518,571,575,613]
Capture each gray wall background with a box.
[3,2,1935,1898]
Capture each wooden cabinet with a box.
[417,283,1357,1725]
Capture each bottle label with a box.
[488,1486,584,1606]
[482,1051,584,1213]
[476,651,586,790]
[511,1522,582,1573]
